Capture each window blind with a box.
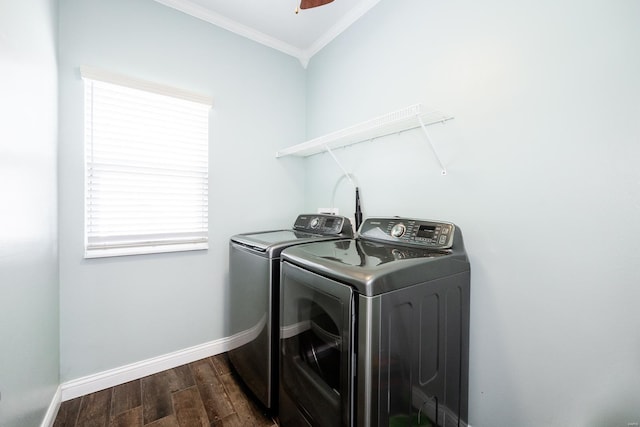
[83,69,211,258]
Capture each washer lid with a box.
[231,230,322,253]
[230,214,354,257]
[281,237,469,296]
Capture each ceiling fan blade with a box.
[300,0,335,10]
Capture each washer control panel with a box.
[293,214,353,236]
[359,217,455,249]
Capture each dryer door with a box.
[280,261,354,427]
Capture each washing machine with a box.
[228,214,353,411]
[279,217,470,427]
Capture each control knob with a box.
[310,217,320,229]
[390,223,406,238]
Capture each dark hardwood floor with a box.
[53,353,278,427]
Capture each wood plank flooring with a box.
[53,353,278,427]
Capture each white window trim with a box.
[84,242,209,259]
[80,66,214,106]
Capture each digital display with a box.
[416,225,436,239]
[324,217,337,228]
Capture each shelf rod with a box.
[417,114,447,175]
[325,145,356,188]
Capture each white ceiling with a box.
[153,0,381,66]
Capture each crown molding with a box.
[154,0,305,60]
[153,0,381,68]
[303,0,381,61]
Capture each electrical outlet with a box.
[318,207,339,215]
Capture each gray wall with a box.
[58,0,306,382]
[304,0,640,425]
[0,1,60,426]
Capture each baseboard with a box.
[60,332,247,402]
[40,385,62,427]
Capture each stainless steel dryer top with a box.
[280,217,469,296]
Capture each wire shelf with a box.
[275,104,453,158]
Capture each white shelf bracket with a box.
[417,114,448,175]
[325,145,357,188]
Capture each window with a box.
[82,67,212,258]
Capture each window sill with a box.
[84,242,208,259]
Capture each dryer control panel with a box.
[359,217,455,249]
[293,214,353,236]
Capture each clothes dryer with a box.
[279,217,470,427]
[228,214,353,411]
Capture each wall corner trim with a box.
[40,386,62,427]
[60,334,243,402]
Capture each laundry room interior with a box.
[2,0,639,426]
